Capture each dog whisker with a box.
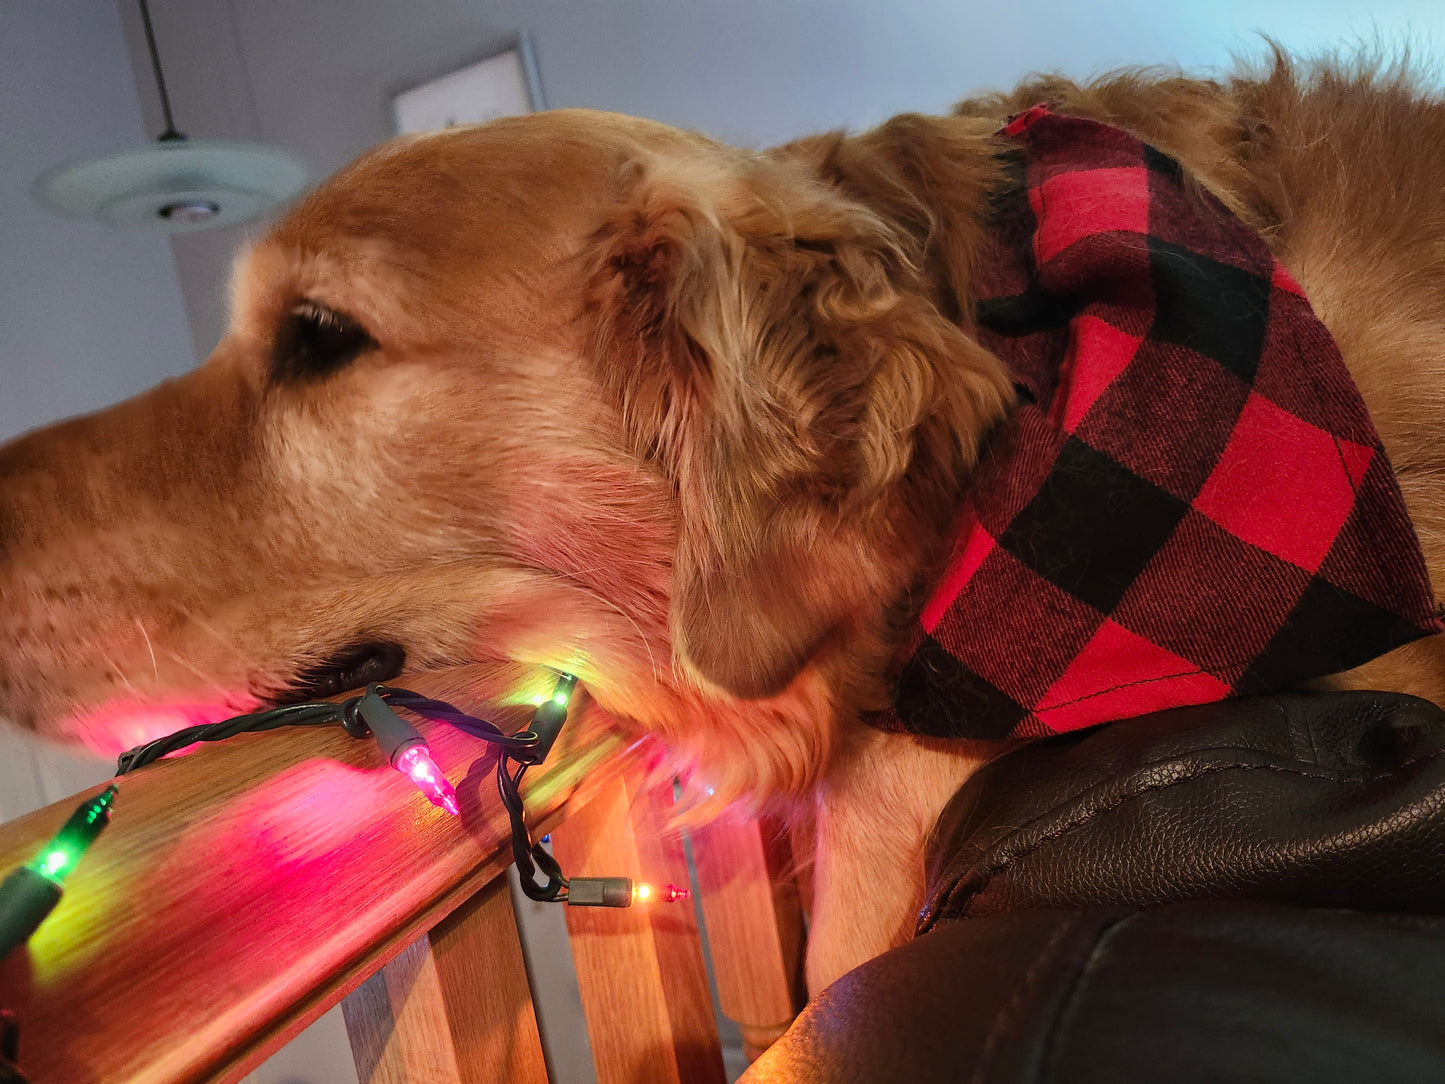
[99,651,140,697]
[165,601,251,666]
[157,646,233,700]
[135,618,159,685]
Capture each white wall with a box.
[0,0,196,446]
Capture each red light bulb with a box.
[393,744,460,815]
[631,882,691,904]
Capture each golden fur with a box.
[3,54,1444,991]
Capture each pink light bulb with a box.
[393,744,460,816]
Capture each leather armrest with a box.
[922,691,1445,930]
[744,904,1445,1083]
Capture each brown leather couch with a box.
[745,691,1445,1082]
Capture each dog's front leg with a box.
[804,730,991,994]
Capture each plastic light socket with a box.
[566,877,635,907]
[521,672,579,765]
[0,868,63,958]
[357,688,460,815]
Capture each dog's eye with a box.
[272,300,377,381]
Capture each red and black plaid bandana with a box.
[875,106,1442,741]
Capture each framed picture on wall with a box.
[392,34,546,135]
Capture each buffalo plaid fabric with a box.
[874,105,1442,741]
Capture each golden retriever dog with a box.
[3,53,1444,993]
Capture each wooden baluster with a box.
[549,773,726,1084]
[691,810,807,1062]
[342,877,548,1084]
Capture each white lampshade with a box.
[34,139,308,233]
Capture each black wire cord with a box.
[114,683,573,901]
[136,0,184,141]
[115,701,347,774]
[500,754,570,902]
[115,686,540,775]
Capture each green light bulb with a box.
[551,673,577,706]
[38,849,72,879]
[29,784,116,886]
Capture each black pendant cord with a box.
[137,0,185,141]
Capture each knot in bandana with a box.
[877,106,1441,741]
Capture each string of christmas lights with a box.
[1,671,689,965]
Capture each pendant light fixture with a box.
[33,0,308,233]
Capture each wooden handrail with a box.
[0,692,636,1084]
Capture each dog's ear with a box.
[588,151,1009,698]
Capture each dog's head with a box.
[0,109,1010,798]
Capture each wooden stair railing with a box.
[0,693,807,1084]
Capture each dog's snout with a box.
[0,360,267,732]
[0,364,260,548]
[0,423,72,563]
[0,413,136,558]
